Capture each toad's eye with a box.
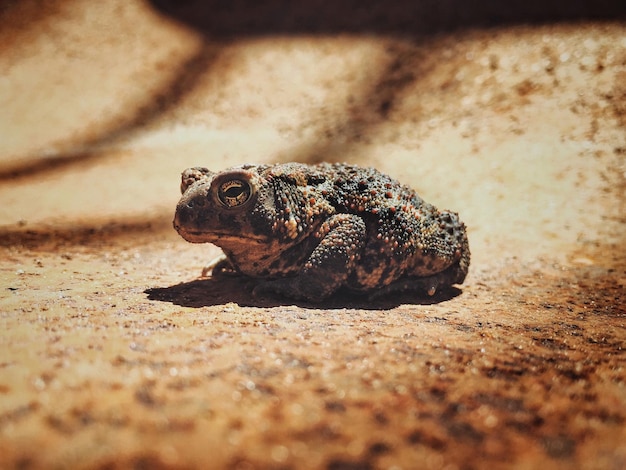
[217,179,252,207]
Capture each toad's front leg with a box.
[253,214,366,301]
[201,254,238,278]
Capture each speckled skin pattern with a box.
[173,162,470,301]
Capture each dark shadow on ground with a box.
[0,216,173,249]
[0,151,113,183]
[149,0,626,37]
[145,276,462,309]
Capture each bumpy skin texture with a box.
[173,162,470,301]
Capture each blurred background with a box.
[1,0,624,262]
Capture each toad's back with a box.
[315,163,469,292]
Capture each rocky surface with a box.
[0,1,624,468]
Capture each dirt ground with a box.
[1,1,625,469]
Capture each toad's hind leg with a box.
[367,265,463,300]
[386,210,470,296]
[252,214,366,301]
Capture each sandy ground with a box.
[1,1,625,468]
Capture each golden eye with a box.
[217,179,252,207]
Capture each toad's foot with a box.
[201,254,238,277]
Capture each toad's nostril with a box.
[188,195,209,209]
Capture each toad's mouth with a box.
[175,227,267,244]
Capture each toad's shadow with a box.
[145,276,462,309]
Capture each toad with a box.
[173,162,469,301]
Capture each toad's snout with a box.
[173,191,210,241]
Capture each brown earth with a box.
[1,1,625,469]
